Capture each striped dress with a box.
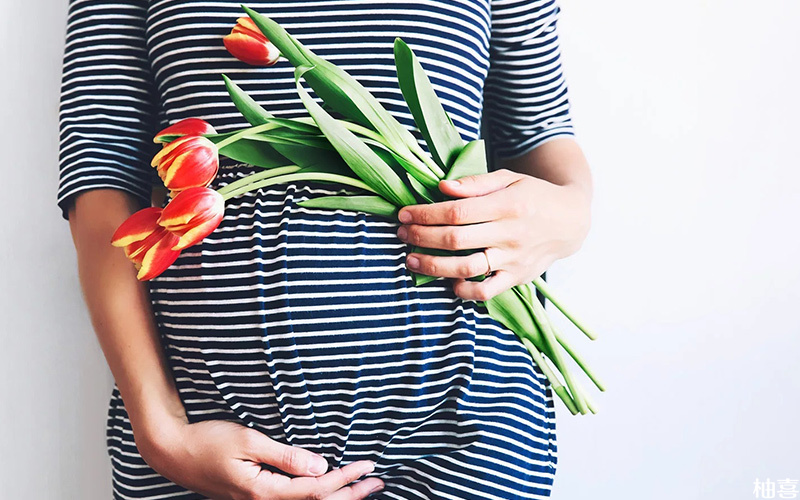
[58,1,575,498]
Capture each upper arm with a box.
[483,0,575,162]
[58,0,161,221]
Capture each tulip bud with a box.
[223,17,281,66]
[151,135,219,192]
[154,118,217,144]
[111,207,182,281]
[158,187,225,250]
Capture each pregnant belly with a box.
[149,165,487,463]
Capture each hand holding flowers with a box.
[399,167,592,301]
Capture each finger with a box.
[453,270,517,301]
[277,461,376,499]
[397,221,509,251]
[406,249,504,279]
[324,477,385,500]
[437,168,521,199]
[397,191,512,226]
[242,429,329,476]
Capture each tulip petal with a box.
[151,135,192,167]
[172,213,224,250]
[136,232,181,281]
[111,207,163,247]
[159,187,223,228]
[153,136,219,191]
[163,148,218,189]
[154,118,217,143]
[233,20,268,43]
[158,187,225,250]
[223,33,280,66]
[236,16,264,36]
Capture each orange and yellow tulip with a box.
[111,207,182,281]
[223,17,281,66]
[158,187,225,250]
[151,135,219,192]
[154,118,217,144]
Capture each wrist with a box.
[122,384,189,449]
[554,182,592,258]
[128,402,188,468]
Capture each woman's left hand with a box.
[396,168,592,301]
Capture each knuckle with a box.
[473,286,491,302]
[421,258,438,276]
[452,281,469,300]
[409,227,423,246]
[470,258,485,276]
[307,491,326,500]
[281,446,302,472]
[509,200,532,218]
[445,230,463,249]
[456,263,473,277]
[447,204,467,224]
[240,430,259,451]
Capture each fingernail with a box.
[406,256,419,270]
[361,461,376,475]
[369,482,385,495]
[398,210,412,223]
[440,179,460,187]
[397,226,408,241]
[308,456,328,475]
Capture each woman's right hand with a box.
[137,418,384,500]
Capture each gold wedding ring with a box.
[483,248,493,275]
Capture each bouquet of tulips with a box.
[111,6,604,415]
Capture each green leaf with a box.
[247,130,332,150]
[222,74,273,126]
[484,289,543,349]
[299,195,398,218]
[406,173,437,203]
[295,65,417,207]
[444,139,488,181]
[264,117,320,135]
[213,136,288,169]
[394,38,464,171]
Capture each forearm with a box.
[67,189,187,439]
[499,136,593,201]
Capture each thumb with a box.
[438,168,521,198]
[242,430,329,476]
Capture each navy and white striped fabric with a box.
[59,1,574,498]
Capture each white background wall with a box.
[1,1,797,499]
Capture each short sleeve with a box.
[483,0,575,160]
[57,0,161,220]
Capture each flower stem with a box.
[532,277,597,341]
[216,165,303,196]
[220,172,377,201]
[214,122,282,150]
[521,337,578,415]
[553,326,605,392]
[527,292,589,415]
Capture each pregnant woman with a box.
[59,1,592,498]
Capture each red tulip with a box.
[223,17,280,66]
[154,118,217,144]
[151,135,219,192]
[158,187,225,250]
[111,207,182,281]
